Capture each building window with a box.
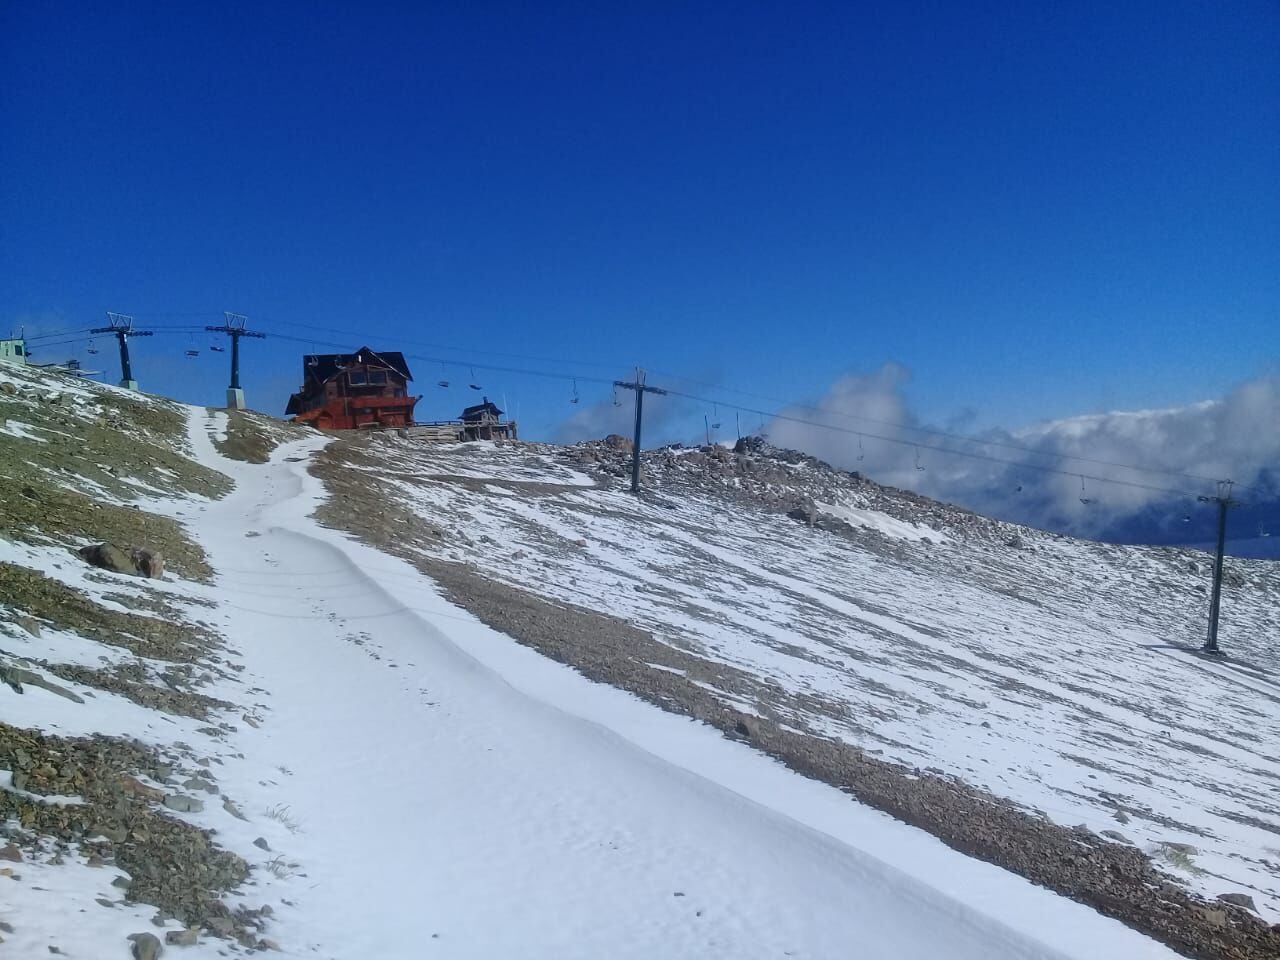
[349,370,367,386]
[14,344,23,356]
[369,370,387,385]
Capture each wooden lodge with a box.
[285,347,420,430]
[459,396,517,440]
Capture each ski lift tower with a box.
[206,312,265,410]
[89,313,152,390]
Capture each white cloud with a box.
[763,364,1280,547]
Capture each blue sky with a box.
[2,2,1277,538]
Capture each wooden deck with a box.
[398,420,520,442]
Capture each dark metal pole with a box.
[1205,496,1229,653]
[117,332,133,383]
[230,332,241,390]
[630,371,644,494]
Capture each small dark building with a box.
[459,396,517,440]
[286,346,419,430]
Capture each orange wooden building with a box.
[285,347,420,430]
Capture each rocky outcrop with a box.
[76,542,166,579]
[77,542,136,575]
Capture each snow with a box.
[127,410,1175,958]
[813,499,949,542]
[0,419,48,442]
[350,434,1280,921]
[0,383,1249,956]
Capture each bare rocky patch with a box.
[212,409,309,464]
[0,723,272,944]
[0,563,216,662]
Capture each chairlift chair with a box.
[1079,476,1093,505]
[570,379,580,405]
[468,367,482,391]
[211,344,226,353]
[914,447,926,471]
[185,349,200,358]
[857,437,865,462]
[437,380,450,388]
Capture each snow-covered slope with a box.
[162,411,1179,959]
[317,432,1280,931]
[2,363,1276,959]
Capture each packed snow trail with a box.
[178,410,1179,960]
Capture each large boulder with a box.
[1217,892,1257,912]
[128,932,162,960]
[76,543,166,578]
[77,542,136,575]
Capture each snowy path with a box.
[179,411,1180,960]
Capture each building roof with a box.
[461,397,504,420]
[302,346,412,385]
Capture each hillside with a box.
[1,362,1278,959]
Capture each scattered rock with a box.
[1100,830,1132,844]
[131,549,165,580]
[1219,893,1258,912]
[205,916,234,937]
[734,717,755,739]
[1112,809,1131,824]
[252,837,270,851]
[120,775,166,802]
[0,381,15,395]
[1198,907,1228,928]
[1005,534,1025,549]
[0,664,85,703]
[602,434,633,453]
[1164,842,1198,856]
[0,844,22,862]
[162,794,204,813]
[128,931,162,960]
[165,927,199,946]
[222,797,248,821]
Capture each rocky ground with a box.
[312,430,1280,960]
[0,367,284,954]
